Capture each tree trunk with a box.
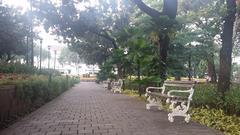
[6,53,12,63]
[188,55,192,81]
[159,35,170,81]
[117,64,123,79]
[163,0,178,19]
[207,53,217,83]
[217,0,236,98]
[132,0,178,82]
[175,76,181,80]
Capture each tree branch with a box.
[88,28,118,49]
[132,0,162,18]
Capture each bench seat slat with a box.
[148,92,189,101]
[164,84,194,88]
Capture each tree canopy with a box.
[0,5,30,62]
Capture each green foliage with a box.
[0,63,61,75]
[191,107,240,135]
[34,0,133,65]
[192,84,221,108]
[0,63,37,74]
[38,68,61,76]
[123,79,139,90]
[232,63,240,81]
[122,89,147,101]
[167,43,187,77]
[134,76,162,87]
[192,84,240,115]
[0,5,32,62]
[10,75,80,107]
[96,60,116,82]
[225,85,240,115]
[58,47,81,65]
[123,76,161,91]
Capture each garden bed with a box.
[0,75,80,130]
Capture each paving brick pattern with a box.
[0,82,223,135]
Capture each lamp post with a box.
[39,39,43,71]
[26,36,29,65]
[54,50,57,70]
[30,0,34,66]
[48,45,51,69]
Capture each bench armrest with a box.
[146,87,163,93]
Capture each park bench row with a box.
[101,79,196,123]
[102,79,123,93]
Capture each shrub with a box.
[123,79,139,90]
[38,68,61,76]
[192,84,222,108]
[191,107,240,135]
[122,89,147,101]
[192,83,240,115]
[225,85,240,115]
[0,63,61,75]
[3,75,80,107]
[0,63,37,74]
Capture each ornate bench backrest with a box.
[119,79,123,86]
[162,81,196,99]
[112,79,123,87]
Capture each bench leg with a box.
[168,113,190,123]
[146,103,162,110]
[113,89,122,93]
[146,104,151,110]
[168,100,191,123]
[146,97,162,110]
[111,88,114,92]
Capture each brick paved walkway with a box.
[0,82,223,135]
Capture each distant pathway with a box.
[0,82,223,135]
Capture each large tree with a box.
[132,0,178,80]
[33,0,133,78]
[218,0,237,98]
[178,0,224,82]
[0,5,30,62]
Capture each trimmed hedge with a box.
[2,75,80,107]
[0,75,79,129]
[192,84,240,115]
[191,107,240,135]
[0,63,61,75]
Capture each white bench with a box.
[102,79,110,89]
[111,79,123,93]
[145,80,196,123]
